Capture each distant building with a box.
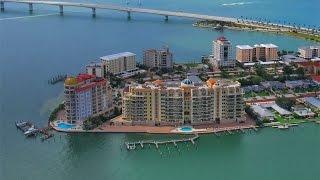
[236,45,253,63]
[304,97,320,111]
[123,77,245,125]
[292,106,315,118]
[285,80,316,89]
[64,74,113,123]
[260,81,285,90]
[296,59,320,75]
[253,44,279,61]
[86,62,103,78]
[212,36,235,68]
[100,52,136,75]
[143,47,173,69]
[298,46,320,59]
[236,43,278,62]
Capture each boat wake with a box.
[0,13,59,21]
[222,2,253,6]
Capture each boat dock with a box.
[125,134,199,150]
[48,74,67,85]
[16,121,39,137]
[15,121,54,141]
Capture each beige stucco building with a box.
[122,77,245,125]
[100,52,136,75]
[236,44,279,62]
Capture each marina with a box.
[15,121,54,141]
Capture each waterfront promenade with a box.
[51,119,257,134]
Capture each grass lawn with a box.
[274,113,306,125]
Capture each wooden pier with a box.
[125,134,199,150]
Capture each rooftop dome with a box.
[64,77,77,86]
[181,79,193,85]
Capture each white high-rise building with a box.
[212,36,235,68]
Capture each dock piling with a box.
[92,7,96,17]
[164,15,168,21]
[28,3,33,13]
[59,5,63,15]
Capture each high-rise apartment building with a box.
[64,74,113,123]
[298,46,320,59]
[143,47,173,69]
[212,36,235,68]
[122,77,245,125]
[236,45,253,63]
[236,43,279,62]
[100,52,136,75]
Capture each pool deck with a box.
[51,119,257,134]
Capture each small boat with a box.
[24,127,39,136]
[15,121,28,128]
[214,24,223,30]
[278,124,289,130]
[128,144,136,150]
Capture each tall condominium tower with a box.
[212,36,235,68]
[64,74,113,123]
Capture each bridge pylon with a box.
[0,1,4,11]
[59,5,63,15]
[28,3,33,13]
[165,15,168,21]
[92,7,96,17]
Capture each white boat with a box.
[278,124,289,129]
[15,121,28,127]
[24,127,39,136]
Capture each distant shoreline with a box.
[193,20,320,43]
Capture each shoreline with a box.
[193,21,320,43]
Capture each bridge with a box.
[0,0,238,22]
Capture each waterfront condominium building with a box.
[236,43,279,62]
[212,36,235,68]
[236,45,254,63]
[298,46,320,59]
[64,74,113,123]
[122,77,245,125]
[253,44,279,61]
[143,47,173,69]
[100,52,136,75]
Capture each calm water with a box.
[1,0,320,179]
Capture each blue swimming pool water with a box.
[57,122,75,129]
[180,127,193,132]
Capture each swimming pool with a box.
[179,127,193,132]
[57,122,75,129]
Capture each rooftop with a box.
[100,52,136,61]
[86,62,102,68]
[236,45,253,49]
[251,105,274,118]
[305,97,320,108]
[254,43,278,48]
